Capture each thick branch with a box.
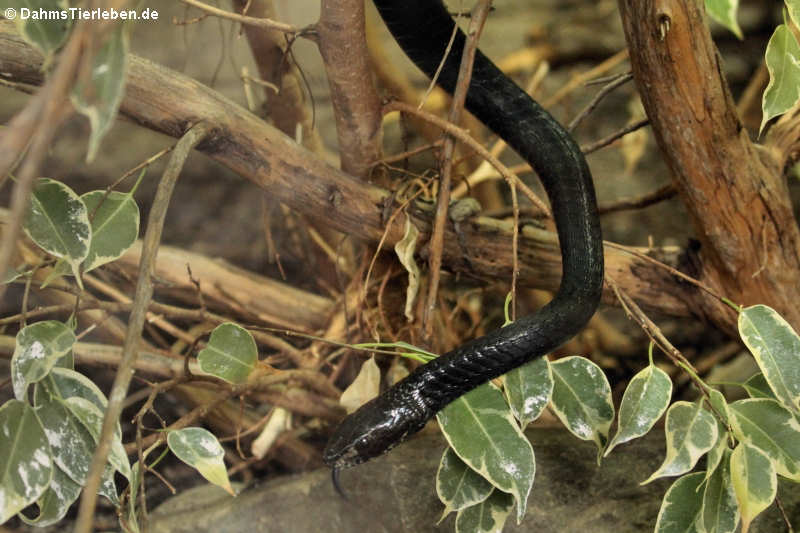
[618,0,800,331]
[0,21,696,320]
[317,0,383,179]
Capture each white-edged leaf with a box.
[18,465,81,527]
[197,323,257,384]
[550,356,614,455]
[81,190,140,272]
[339,356,381,413]
[700,449,739,533]
[503,357,552,428]
[167,427,233,495]
[11,320,75,400]
[8,1,71,57]
[437,447,493,520]
[704,0,742,39]
[655,472,705,533]
[738,305,800,412]
[454,489,514,533]
[63,396,129,481]
[437,382,534,524]
[34,381,96,486]
[787,0,800,38]
[71,24,129,161]
[643,401,718,484]
[0,400,53,524]
[394,215,420,322]
[39,368,130,480]
[729,398,800,481]
[23,178,91,283]
[606,363,672,455]
[706,389,730,427]
[730,443,777,533]
[704,418,730,483]
[761,24,800,134]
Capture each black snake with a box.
[323,0,604,478]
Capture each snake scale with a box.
[323,0,604,478]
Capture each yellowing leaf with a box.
[167,427,233,495]
[339,356,380,413]
[394,215,420,322]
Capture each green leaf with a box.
[23,178,91,283]
[741,373,775,400]
[550,356,615,455]
[704,419,729,483]
[503,357,552,428]
[761,25,800,134]
[437,382,534,524]
[11,320,75,400]
[63,396,129,481]
[655,472,705,533]
[454,490,514,533]
[643,401,718,484]
[437,447,493,519]
[700,449,739,533]
[71,24,130,161]
[738,305,800,412]
[606,363,672,456]
[706,388,730,427]
[34,381,97,486]
[704,0,742,39]
[730,443,777,533]
[38,368,131,480]
[81,190,140,272]
[167,427,233,495]
[18,465,81,527]
[729,398,800,481]
[0,400,53,524]
[197,323,258,384]
[7,1,71,57]
[786,0,800,33]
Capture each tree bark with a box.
[618,0,800,332]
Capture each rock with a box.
[149,428,799,532]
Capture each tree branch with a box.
[0,20,700,322]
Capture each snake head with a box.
[323,392,427,470]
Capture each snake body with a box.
[323,0,604,470]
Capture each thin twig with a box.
[603,240,733,306]
[383,100,551,217]
[568,72,633,132]
[423,0,493,338]
[452,61,549,199]
[598,183,675,215]
[581,118,650,154]
[543,49,629,108]
[607,276,707,396]
[178,0,307,35]
[74,123,211,533]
